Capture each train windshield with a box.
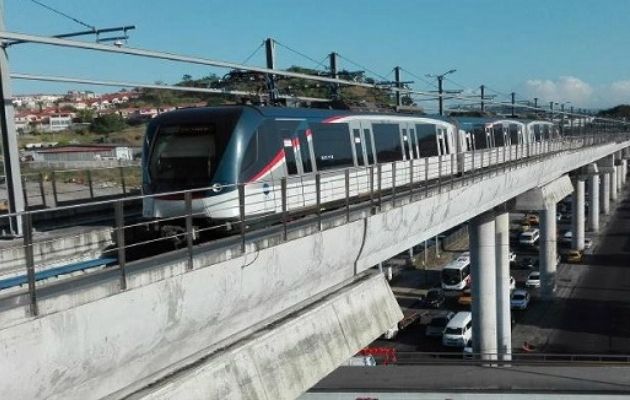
[441,268,462,285]
[149,124,218,191]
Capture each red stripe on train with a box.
[248,148,285,182]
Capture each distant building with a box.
[29,145,135,162]
[49,114,73,132]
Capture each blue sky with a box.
[5,0,630,109]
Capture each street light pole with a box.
[438,75,444,115]
[480,84,485,112]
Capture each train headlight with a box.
[211,183,223,193]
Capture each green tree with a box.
[91,113,127,134]
[76,108,95,123]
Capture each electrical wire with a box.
[399,67,438,89]
[240,42,264,65]
[274,40,329,71]
[336,53,391,82]
[28,0,95,30]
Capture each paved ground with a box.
[512,182,630,353]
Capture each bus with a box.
[441,252,471,290]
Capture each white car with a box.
[510,276,516,291]
[526,271,541,288]
[519,229,540,246]
[511,289,531,310]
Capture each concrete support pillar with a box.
[617,165,623,190]
[588,174,600,232]
[495,210,511,361]
[571,179,585,250]
[470,210,498,360]
[601,173,610,215]
[609,166,617,201]
[622,160,627,186]
[539,203,557,301]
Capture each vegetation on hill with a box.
[598,105,630,119]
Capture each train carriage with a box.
[142,106,458,226]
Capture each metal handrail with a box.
[2,133,629,316]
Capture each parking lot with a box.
[369,182,630,356]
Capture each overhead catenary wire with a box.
[240,41,264,65]
[4,31,628,124]
[273,40,329,71]
[336,53,392,82]
[28,0,95,30]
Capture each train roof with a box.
[452,116,527,127]
[150,105,454,124]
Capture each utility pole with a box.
[480,84,485,112]
[0,0,24,235]
[534,97,538,109]
[329,51,339,100]
[394,66,402,109]
[437,75,444,115]
[264,38,277,104]
[511,92,515,117]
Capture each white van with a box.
[442,311,473,347]
[519,229,540,246]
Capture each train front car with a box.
[142,105,462,236]
[141,106,262,229]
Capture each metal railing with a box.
[1,132,628,317]
[1,164,140,211]
[395,351,630,366]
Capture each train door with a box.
[297,125,317,208]
[280,127,304,211]
[349,120,372,195]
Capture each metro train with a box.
[141,106,559,230]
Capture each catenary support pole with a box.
[470,210,498,361]
[0,0,24,235]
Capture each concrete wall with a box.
[0,140,628,400]
[127,273,402,400]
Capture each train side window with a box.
[373,123,404,163]
[241,132,258,172]
[364,129,375,164]
[509,125,519,144]
[493,125,505,146]
[472,127,487,149]
[281,129,298,175]
[299,129,313,173]
[416,124,438,157]
[310,122,354,170]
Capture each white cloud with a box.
[524,76,593,106]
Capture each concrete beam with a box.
[512,175,574,211]
[1,140,629,400]
[126,273,402,400]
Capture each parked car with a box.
[425,311,455,337]
[457,290,472,307]
[523,214,539,225]
[526,271,541,288]
[442,311,473,347]
[511,289,531,310]
[423,288,446,309]
[342,355,377,367]
[519,229,540,246]
[564,249,583,263]
[584,238,593,249]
